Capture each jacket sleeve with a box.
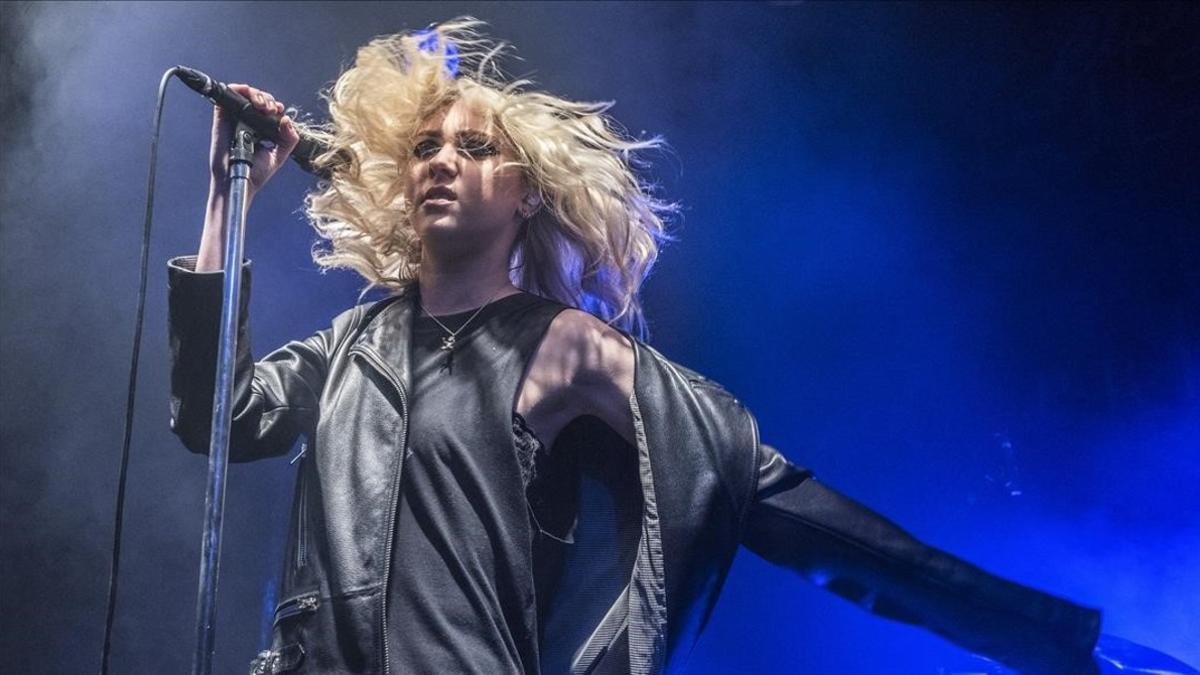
[740,443,1102,675]
[167,255,332,462]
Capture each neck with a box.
[415,256,519,315]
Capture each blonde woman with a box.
[169,18,1102,675]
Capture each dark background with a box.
[2,2,1197,672]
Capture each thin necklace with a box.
[417,287,510,373]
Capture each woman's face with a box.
[404,99,528,258]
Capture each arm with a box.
[168,255,334,462]
[169,82,315,460]
[741,443,1102,675]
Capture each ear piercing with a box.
[520,194,542,220]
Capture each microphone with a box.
[174,65,336,178]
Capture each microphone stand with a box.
[191,119,257,675]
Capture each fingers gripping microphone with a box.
[174,65,334,178]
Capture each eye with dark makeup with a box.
[413,138,441,159]
[412,132,499,160]
[456,133,499,158]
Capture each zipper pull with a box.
[289,442,308,465]
[274,591,321,625]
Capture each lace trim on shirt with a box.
[512,411,577,544]
[512,411,545,489]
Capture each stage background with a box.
[2,2,1197,672]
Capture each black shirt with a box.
[386,293,550,674]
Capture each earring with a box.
[518,203,532,220]
[520,194,541,220]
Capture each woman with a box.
[169,18,1101,675]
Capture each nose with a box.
[427,141,459,180]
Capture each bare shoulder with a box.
[543,309,634,388]
[516,308,634,449]
[529,308,636,445]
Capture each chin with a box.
[418,216,466,239]
[416,219,486,257]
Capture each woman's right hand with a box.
[197,83,301,272]
[208,83,301,200]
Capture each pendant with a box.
[440,336,455,373]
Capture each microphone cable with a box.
[98,65,180,675]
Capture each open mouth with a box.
[421,186,457,204]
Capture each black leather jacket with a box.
[168,257,1101,675]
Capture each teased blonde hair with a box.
[299,17,676,338]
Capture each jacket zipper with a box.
[273,590,320,625]
[349,345,409,675]
[295,449,308,570]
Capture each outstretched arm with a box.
[741,443,1102,675]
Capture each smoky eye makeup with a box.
[456,132,499,158]
[411,131,500,160]
[412,137,440,159]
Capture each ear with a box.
[519,191,542,219]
